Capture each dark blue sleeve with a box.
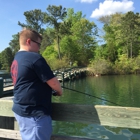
[33,57,55,83]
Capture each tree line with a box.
[0,5,140,75]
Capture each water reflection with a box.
[52,75,140,139]
[52,121,140,140]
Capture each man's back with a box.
[11,51,55,117]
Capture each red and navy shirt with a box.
[11,51,55,117]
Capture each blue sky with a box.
[0,0,138,52]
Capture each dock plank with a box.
[0,128,93,140]
[3,86,14,92]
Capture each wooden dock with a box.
[0,68,87,98]
[1,72,140,139]
[53,67,87,82]
[1,96,140,139]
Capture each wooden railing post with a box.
[0,78,3,97]
[62,72,64,86]
[0,116,14,140]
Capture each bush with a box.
[88,58,112,75]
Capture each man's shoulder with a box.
[16,51,42,59]
[28,51,42,58]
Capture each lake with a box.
[52,75,140,140]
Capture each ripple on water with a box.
[52,76,140,139]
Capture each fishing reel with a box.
[52,90,57,96]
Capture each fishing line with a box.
[61,86,122,106]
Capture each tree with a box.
[98,15,112,25]
[1,48,14,71]
[9,33,20,55]
[98,13,122,63]
[40,28,56,54]
[89,58,112,75]
[45,5,67,59]
[60,9,98,66]
[60,35,79,63]
[0,53,2,69]
[120,11,140,58]
[18,9,46,34]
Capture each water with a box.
[52,75,140,139]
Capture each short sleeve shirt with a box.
[11,51,55,117]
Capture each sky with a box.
[0,0,138,52]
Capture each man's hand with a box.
[52,90,58,96]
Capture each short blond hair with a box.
[19,29,42,45]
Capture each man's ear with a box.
[26,39,31,45]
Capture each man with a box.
[10,29,62,140]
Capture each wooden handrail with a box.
[0,97,140,129]
[0,96,140,139]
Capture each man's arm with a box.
[46,77,62,96]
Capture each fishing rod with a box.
[61,86,122,106]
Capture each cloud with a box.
[90,0,135,18]
[76,0,97,3]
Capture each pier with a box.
[53,67,87,82]
[1,71,140,139]
[1,97,140,139]
[0,67,87,98]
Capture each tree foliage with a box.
[120,11,140,58]
[9,33,20,55]
[18,9,46,34]
[2,7,140,75]
[60,9,98,66]
[45,5,67,59]
[40,28,56,53]
[0,48,13,71]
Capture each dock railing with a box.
[0,73,13,98]
[1,72,140,139]
[0,68,87,97]
[1,95,140,139]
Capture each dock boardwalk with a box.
[0,97,94,140]
[1,72,140,139]
[0,129,92,140]
[0,67,87,94]
[53,67,87,82]
[1,97,140,139]
[0,128,92,140]
[0,73,14,99]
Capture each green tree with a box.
[98,13,122,63]
[60,9,97,66]
[40,28,56,54]
[42,45,58,63]
[60,35,79,63]
[18,9,46,33]
[89,58,112,75]
[120,11,140,58]
[132,54,140,73]
[45,5,67,59]
[42,45,69,70]
[9,33,20,55]
[0,53,2,69]
[114,54,133,74]
[1,48,14,71]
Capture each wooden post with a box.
[0,78,3,97]
[62,72,64,86]
[69,72,71,80]
[0,97,14,140]
[0,117,14,130]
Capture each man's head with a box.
[19,29,42,52]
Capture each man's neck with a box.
[19,49,27,51]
